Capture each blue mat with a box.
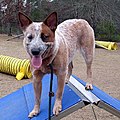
[0,74,120,120]
[0,74,81,120]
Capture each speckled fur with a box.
[18,12,95,118]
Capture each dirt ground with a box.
[0,34,120,120]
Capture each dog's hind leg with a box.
[80,42,95,90]
[65,61,73,84]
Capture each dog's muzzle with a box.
[31,44,51,56]
[31,48,40,56]
[30,45,51,69]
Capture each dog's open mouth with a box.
[31,55,42,70]
[30,44,52,69]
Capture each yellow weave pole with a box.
[0,55,32,80]
[95,41,118,50]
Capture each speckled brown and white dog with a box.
[18,12,95,118]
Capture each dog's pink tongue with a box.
[31,56,42,69]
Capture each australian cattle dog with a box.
[18,12,95,118]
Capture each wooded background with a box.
[0,0,120,41]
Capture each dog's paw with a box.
[65,77,70,84]
[85,83,93,90]
[53,100,62,116]
[28,106,40,118]
[65,79,69,84]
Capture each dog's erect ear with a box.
[43,12,57,32]
[18,12,32,31]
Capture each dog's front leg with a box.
[53,72,66,115]
[28,70,44,118]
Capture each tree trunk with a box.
[7,22,12,36]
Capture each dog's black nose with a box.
[31,48,40,55]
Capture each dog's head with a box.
[18,12,57,69]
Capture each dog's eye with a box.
[41,33,49,42]
[27,34,33,42]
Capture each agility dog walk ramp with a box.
[0,74,120,120]
[68,76,120,118]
